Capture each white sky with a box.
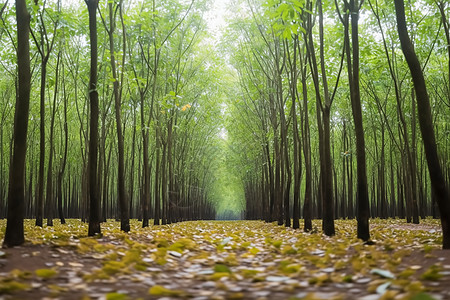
[204,0,231,40]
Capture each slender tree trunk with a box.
[161,138,167,225]
[347,0,370,241]
[108,1,129,232]
[141,93,150,227]
[395,0,450,249]
[342,121,348,218]
[129,105,137,220]
[58,58,68,224]
[306,0,335,236]
[322,107,335,235]
[167,118,174,224]
[3,0,31,247]
[154,119,161,226]
[436,1,450,102]
[86,0,101,236]
[300,50,312,231]
[36,56,48,227]
[410,88,420,223]
[46,51,61,227]
[290,38,301,229]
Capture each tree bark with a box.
[339,0,370,240]
[86,0,101,237]
[394,0,450,248]
[46,51,61,227]
[3,0,31,247]
[107,0,130,232]
[349,0,370,241]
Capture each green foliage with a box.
[264,0,307,38]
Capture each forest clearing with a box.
[1,219,449,300]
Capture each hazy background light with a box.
[204,0,231,40]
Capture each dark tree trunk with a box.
[161,139,167,225]
[129,104,137,220]
[141,100,150,227]
[154,120,161,225]
[340,0,370,241]
[322,108,335,236]
[3,0,31,247]
[289,37,301,229]
[32,1,58,227]
[58,53,68,225]
[46,51,61,227]
[395,0,450,249]
[436,1,450,100]
[299,43,312,231]
[306,0,336,236]
[410,88,420,223]
[107,0,129,232]
[351,0,370,240]
[86,0,101,236]
[36,56,48,228]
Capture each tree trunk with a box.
[395,0,450,249]
[3,0,31,247]
[86,0,101,237]
[36,56,48,228]
[108,0,129,232]
[46,51,61,227]
[346,0,370,241]
[300,48,312,231]
[154,119,161,225]
[58,59,69,224]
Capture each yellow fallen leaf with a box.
[0,281,31,293]
[148,285,183,296]
[35,268,58,279]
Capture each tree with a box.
[394,0,450,249]
[57,52,68,224]
[304,0,343,236]
[103,0,130,232]
[336,0,370,241]
[30,0,59,227]
[86,0,101,237]
[45,49,61,226]
[3,0,32,247]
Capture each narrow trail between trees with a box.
[0,219,449,300]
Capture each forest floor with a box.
[0,219,449,300]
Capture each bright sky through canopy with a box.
[204,0,231,40]
[203,0,232,142]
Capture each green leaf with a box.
[214,264,232,273]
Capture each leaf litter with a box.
[0,219,449,299]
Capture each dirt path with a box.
[0,219,449,299]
